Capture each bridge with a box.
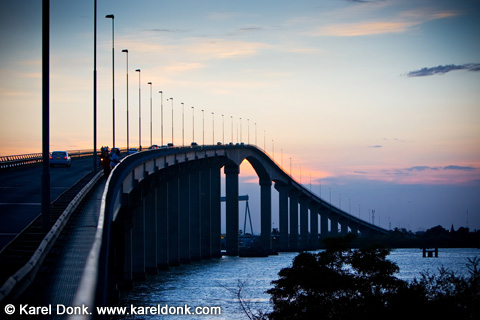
[73,143,387,311]
[0,144,387,315]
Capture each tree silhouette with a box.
[265,235,480,320]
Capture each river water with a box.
[119,248,480,319]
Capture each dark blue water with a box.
[119,248,480,319]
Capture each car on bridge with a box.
[49,151,71,167]
[128,148,138,155]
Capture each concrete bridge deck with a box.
[26,181,105,316]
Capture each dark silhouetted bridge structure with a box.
[71,144,387,314]
[0,144,388,317]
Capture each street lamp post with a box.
[169,98,174,144]
[201,109,205,145]
[247,119,250,144]
[191,106,195,143]
[135,69,141,150]
[272,139,274,160]
[289,157,292,177]
[222,114,224,144]
[42,0,51,231]
[93,0,97,173]
[105,14,115,148]
[264,130,266,150]
[230,116,233,143]
[212,112,215,144]
[181,102,184,146]
[158,91,163,146]
[122,49,129,151]
[148,82,152,147]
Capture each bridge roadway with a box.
[0,157,97,250]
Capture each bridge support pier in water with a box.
[299,195,309,251]
[200,164,211,259]
[144,178,158,274]
[131,182,146,280]
[260,179,272,253]
[289,188,299,251]
[167,169,180,267]
[225,164,239,256]
[309,202,319,249]
[275,183,289,251]
[189,163,201,261]
[179,164,191,264]
[210,161,222,258]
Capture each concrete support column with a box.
[144,180,157,274]
[179,167,190,263]
[123,219,133,288]
[309,203,319,249]
[210,162,222,258]
[167,172,180,266]
[350,224,359,235]
[274,183,289,251]
[225,164,239,256]
[319,207,329,239]
[189,167,201,261]
[200,164,211,259]
[299,196,309,251]
[289,189,299,251]
[260,179,272,253]
[131,187,146,280]
[330,214,339,236]
[340,218,349,236]
[156,180,169,269]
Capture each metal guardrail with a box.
[0,148,128,171]
[0,170,104,303]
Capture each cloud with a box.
[144,28,188,33]
[406,166,439,172]
[444,165,475,171]
[0,87,24,97]
[163,62,205,73]
[313,7,459,37]
[354,170,368,174]
[406,64,480,77]
[187,39,270,59]
[317,21,413,37]
[237,27,264,33]
[404,165,476,172]
[368,145,382,148]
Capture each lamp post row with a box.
[103,14,267,152]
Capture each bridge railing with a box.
[0,148,129,171]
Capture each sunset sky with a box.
[1,0,479,232]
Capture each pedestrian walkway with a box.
[30,179,105,318]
